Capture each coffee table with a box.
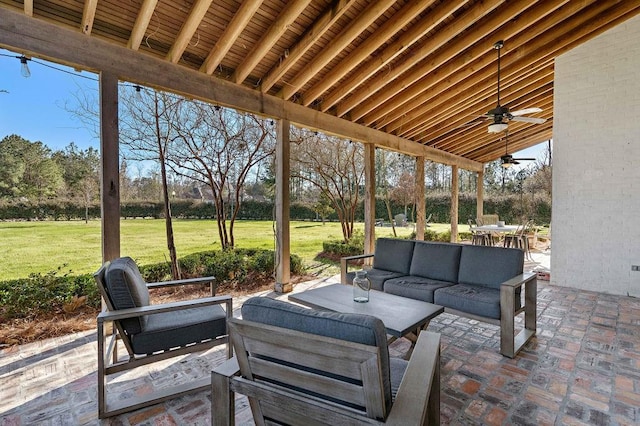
[288,283,444,358]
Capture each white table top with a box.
[474,224,519,232]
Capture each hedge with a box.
[0,248,304,321]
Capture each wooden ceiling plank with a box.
[278,0,397,101]
[408,0,633,152]
[81,0,98,35]
[200,1,263,75]
[320,0,468,112]
[233,0,313,84]
[24,0,33,17]
[404,64,553,140]
[432,94,554,152]
[373,0,592,130]
[0,6,482,172]
[260,0,358,93]
[335,0,505,119]
[393,60,554,137]
[166,0,214,63]
[355,0,569,125]
[128,0,159,50]
[301,0,437,106]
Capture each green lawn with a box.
[0,219,422,281]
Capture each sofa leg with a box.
[500,276,537,358]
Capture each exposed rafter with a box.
[166,0,214,63]
[128,0,159,50]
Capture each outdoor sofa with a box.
[341,238,537,357]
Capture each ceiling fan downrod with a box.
[494,40,504,107]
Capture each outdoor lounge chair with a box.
[211,297,440,425]
[94,256,232,418]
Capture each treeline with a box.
[0,194,552,225]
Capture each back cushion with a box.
[372,238,415,274]
[241,297,392,411]
[105,257,150,334]
[410,242,462,282]
[458,245,524,290]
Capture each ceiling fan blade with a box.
[510,107,542,116]
[512,160,520,165]
[510,116,546,124]
[513,157,536,161]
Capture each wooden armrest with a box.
[98,295,233,323]
[500,271,537,289]
[212,356,240,379]
[146,275,217,295]
[211,357,240,426]
[340,253,374,284]
[386,331,440,426]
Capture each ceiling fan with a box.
[500,131,535,168]
[485,40,546,133]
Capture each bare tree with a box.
[168,104,274,249]
[291,130,363,242]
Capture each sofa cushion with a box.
[372,238,415,275]
[105,256,150,334]
[241,297,393,412]
[130,304,227,355]
[410,241,462,283]
[384,275,453,303]
[434,284,501,319]
[457,245,524,290]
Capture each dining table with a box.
[473,224,520,246]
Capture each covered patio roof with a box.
[2,1,638,171]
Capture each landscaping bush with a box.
[0,249,305,321]
[322,232,365,257]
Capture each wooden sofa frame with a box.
[342,252,537,358]
[212,318,441,425]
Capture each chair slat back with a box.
[229,318,387,423]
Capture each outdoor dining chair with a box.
[94,256,232,418]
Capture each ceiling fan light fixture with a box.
[488,122,508,133]
[501,161,512,169]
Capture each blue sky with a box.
[1,47,547,162]
[0,48,99,152]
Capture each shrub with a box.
[0,249,305,321]
[322,232,365,257]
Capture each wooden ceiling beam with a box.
[376,0,594,130]
[81,0,98,35]
[407,67,554,142]
[128,0,159,50]
[24,0,33,17]
[0,6,482,172]
[357,0,572,125]
[319,0,468,112]
[334,0,508,119]
[233,0,312,84]
[301,0,436,106]
[433,94,554,153]
[260,0,357,93]
[392,61,554,138]
[166,0,213,63]
[278,0,397,101]
[200,1,263,75]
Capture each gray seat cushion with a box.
[434,284,501,319]
[131,304,227,355]
[410,241,462,283]
[458,245,524,290]
[384,275,453,303]
[372,238,415,276]
[346,268,406,291]
[241,297,394,413]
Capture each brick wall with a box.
[553,14,640,296]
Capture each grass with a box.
[0,219,421,281]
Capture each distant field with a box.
[0,219,425,281]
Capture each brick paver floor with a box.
[1,250,639,425]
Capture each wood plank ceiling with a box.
[2,0,639,167]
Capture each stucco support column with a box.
[415,156,425,241]
[364,144,376,255]
[100,71,120,262]
[450,165,459,243]
[275,119,292,293]
[476,168,484,220]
